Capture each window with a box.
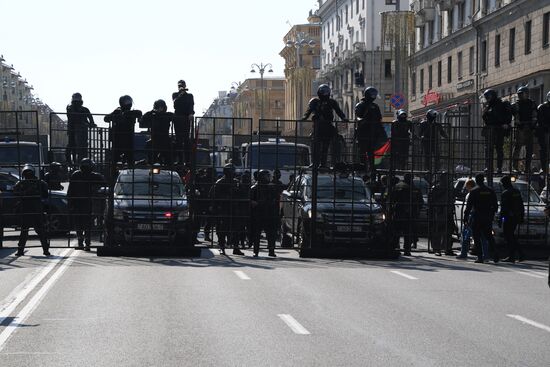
[447,56,452,83]
[495,34,501,67]
[428,64,433,89]
[428,21,434,45]
[384,59,392,78]
[544,12,550,48]
[312,56,321,69]
[458,51,463,79]
[437,60,442,87]
[362,0,365,10]
[525,20,532,54]
[458,2,466,28]
[356,0,359,14]
[509,28,516,61]
[385,0,397,4]
[469,46,475,75]
[419,26,426,49]
[412,71,417,96]
[481,40,487,72]
[420,69,425,94]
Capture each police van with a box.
[0,140,45,177]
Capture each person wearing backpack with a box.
[512,86,538,174]
[499,176,525,263]
[481,89,512,174]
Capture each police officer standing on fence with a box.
[172,80,195,165]
[140,100,174,165]
[66,93,95,166]
[391,109,413,170]
[536,91,550,176]
[250,169,278,257]
[481,89,512,174]
[104,95,142,168]
[464,173,499,263]
[420,109,448,174]
[44,162,64,191]
[512,86,538,174]
[302,84,348,168]
[355,87,386,178]
[499,176,525,263]
[67,158,105,251]
[14,164,50,257]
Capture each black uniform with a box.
[14,177,49,254]
[172,91,195,164]
[389,181,423,255]
[482,98,512,173]
[428,182,454,255]
[419,119,448,173]
[210,175,239,250]
[464,184,499,262]
[44,171,64,191]
[250,181,278,256]
[390,118,412,170]
[236,175,252,248]
[354,98,386,176]
[66,103,95,165]
[512,99,537,172]
[303,97,346,167]
[67,169,105,249]
[140,110,174,165]
[500,186,524,262]
[104,108,142,167]
[536,101,550,173]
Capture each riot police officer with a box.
[250,169,278,257]
[419,109,448,174]
[355,87,386,177]
[104,95,142,168]
[464,173,499,263]
[391,109,412,170]
[172,80,195,164]
[536,91,550,175]
[140,99,174,165]
[499,176,525,263]
[14,164,50,257]
[66,93,95,165]
[302,84,348,168]
[210,163,243,255]
[481,89,512,174]
[67,158,105,251]
[428,172,455,256]
[512,86,537,173]
[44,162,64,191]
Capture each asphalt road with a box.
[1,238,549,367]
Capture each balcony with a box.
[413,0,436,27]
[435,0,453,11]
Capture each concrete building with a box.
[199,90,238,147]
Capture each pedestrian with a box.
[250,169,278,257]
[172,80,195,165]
[66,93,95,165]
[104,95,142,168]
[499,176,525,263]
[512,86,537,174]
[464,173,499,263]
[302,84,348,168]
[419,109,448,174]
[456,179,476,259]
[354,86,386,177]
[209,163,243,255]
[44,162,64,191]
[536,91,550,176]
[140,99,174,165]
[391,109,413,171]
[67,158,105,251]
[428,172,455,256]
[13,164,50,257]
[481,89,512,174]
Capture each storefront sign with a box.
[421,89,441,107]
[456,79,474,91]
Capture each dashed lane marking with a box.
[278,314,311,335]
[390,270,419,280]
[507,315,550,333]
[513,271,546,279]
[233,270,251,280]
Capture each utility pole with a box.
[394,0,401,95]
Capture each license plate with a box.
[337,226,363,232]
[137,223,165,231]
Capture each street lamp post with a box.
[285,32,316,120]
[250,62,273,120]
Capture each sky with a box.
[0,0,318,117]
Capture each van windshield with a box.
[247,145,310,170]
[0,145,40,164]
[115,174,185,198]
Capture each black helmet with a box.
[21,164,34,177]
[396,109,407,119]
[363,86,378,100]
[80,158,94,172]
[71,93,82,102]
[178,80,188,91]
[517,86,529,95]
[273,169,281,180]
[258,169,271,183]
[426,109,439,120]
[500,175,512,187]
[119,95,133,109]
[483,89,497,102]
[223,163,235,177]
[317,84,331,98]
[50,162,62,171]
[153,99,167,112]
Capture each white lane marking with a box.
[0,249,71,325]
[514,271,546,279]
[278,314,311,335]
[390,270,418,280]
[520,269,547,277]
[507,315,550,333]
[0,250,78,351]
[233,270,251,280]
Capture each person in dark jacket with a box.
[250,169,278,257]
[499,176,525,263]
[172,80,195,164]
[236,171,252,249]
[428,172,455,256]
[14,164,50,257]
[67,158,105,251]
[140,99,174,165]
[104,95,142,168]
[354,86,386,177]
[419,109,448,174]
[536,91,550,175]
[66,93,95,165]
[464,173,499,263]
[391,109,412,170]
[512,86,537,173]
[44,162,64,191]
[481,89,512,174]
[302,84,348,168]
